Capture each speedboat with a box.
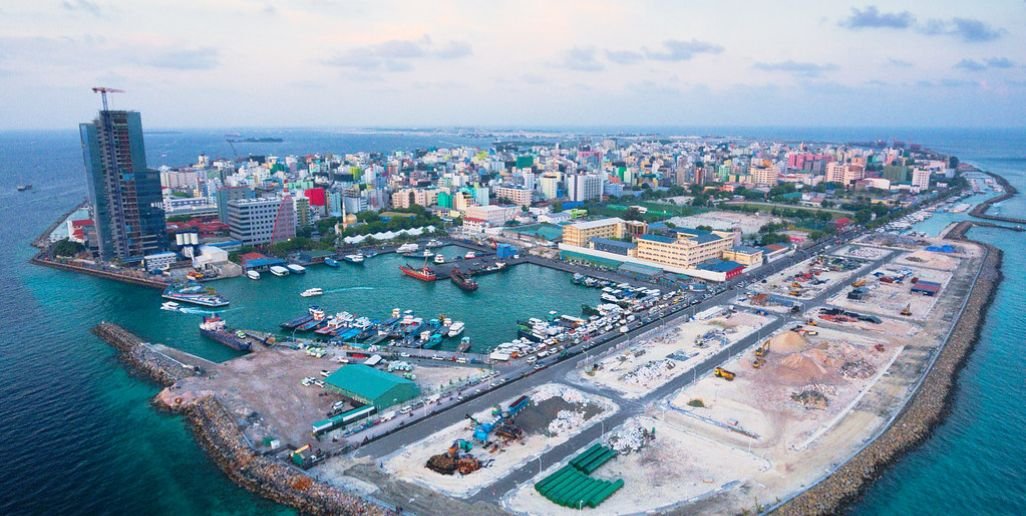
[464,251,476,259]
[447,321,465,337]
[300,288,324,297]
[433,254,445,264]
[160,301,181,311]
[420,249,435,258]
[269,265,289,277]
[246,270,261,280]
[396,243,419,254]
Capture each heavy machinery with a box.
[851,278,867,288]
[754,341,771,358]
[751,357,766,369]
[466,395,531,443]
[425,439,482,475]
[714,367,736,381]
[900,303,912,316]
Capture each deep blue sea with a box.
[0,127,1022,515]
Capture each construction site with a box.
[749,253,870,301]
[570,307,775,399]
[379,383,617,498]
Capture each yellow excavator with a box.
[754,340,770,358]
[900,303,912,316]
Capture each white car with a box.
[399,352,411,358]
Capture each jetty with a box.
[968,171,1026,225]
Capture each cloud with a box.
[886,58,914,67]
[324,35,472,72]
[61,0,102,17]
[644,39,723,61]
[605,49,644,65]
[143,48,219,70]
[840,6,914,29]
[557,47,604,72]
[753,60,837,77]
[921,18,1003,42]
[954,57,1015,71]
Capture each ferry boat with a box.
[450,268,478,292]
[343,253,365,264]
[160,301,181,311]
[246,270,261,280]
[324,257,340,268]
[287,264,306,275]
[457,336,471,353]
[162,282,230,307]
[433,254,446,264]
[269,265,289,277]
[399,263,437,282]
[425,239,443,248]
[300,288,324,297]
[396,243,419,254]
[447,321,465,337]
[199,315,251,351]
[464,251,476,259]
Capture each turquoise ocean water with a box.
[0,127,1022,514]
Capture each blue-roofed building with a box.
[697,259,745,280]
[590,237,636,256]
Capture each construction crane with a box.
[92,87,124,112]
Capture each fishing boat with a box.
[396,243,419,254]
[246,270,261,280]
[269,265,289,277]
[199,315,251,351]
[433,254,446,264]
[300,288,324,298]
[160,301,181,311]
[457,336,471,353]
[162,282,230,307]
[447,321,465,337]
[399,263,437,282]
[287,263,306,275]
[450,268,478,292]
[344,253,365,264]
[324,257,340,268]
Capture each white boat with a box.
[246,270,261,280]
[396,243,419,254]
[300,288,323,298]
[287,264,306,274]
[160,301,181,311]
[464,251,476,259]
[420,249,435,258]
[344,254,365,264]
[447,321,465,337]
[433,254,446,264]
[426,239,443,248]
[269,265,289,277]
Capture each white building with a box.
[227,197,294,245]
[911,168,931,191]
[567,174,602,202]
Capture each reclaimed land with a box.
[92,322,388,516]
[774,222,1002,515]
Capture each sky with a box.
[1,0,1025,129]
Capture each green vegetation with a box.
[166,214,195,223]
[687,398,706,408]
[52,238,85,257]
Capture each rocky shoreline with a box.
[92,322,390,516]
[775,230,1002,515]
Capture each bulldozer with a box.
[714,367,736,381]
[900,303,912,316]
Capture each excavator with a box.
[425,439,481,475]
[900,303,912,316]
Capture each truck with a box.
[714,367,736,381]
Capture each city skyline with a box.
[2,1,1026,129]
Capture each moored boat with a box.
[286,263,306,275]
[450,267,479,292]
[246,270,261,280]
[343,253,365,264]
[447,321,465,337]
[396,243,419,254]
[433,254,445,264]
[324,257,340,267]
[457,336,471,353]
[269,265,289,277]
[199,315,251,351]
[399,263,437,282]
[464,251,476,259]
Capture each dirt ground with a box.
[380,383,618,498]
[896,249,963,271]
[749,254,869,300]
[831,244,891,260]
[503,415,767,515]
[570,310,774,398]
[412,364,490,395]
[826,264,953,322]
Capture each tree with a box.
[550,200,563,212]
[696,225,714,232]
[52,238,84,257]
[624,207,645,221]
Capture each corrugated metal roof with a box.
[325,364,418,402]
[640,234,675,244]
[697,259,745,272]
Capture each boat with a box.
[287,264,306,275]
[450,268,479,292]
[426,239,443,248]
[363,250,379,259]
[419,249,435,258]
[199,315,251,351]
[17,184,32,192]
[457,336,471,353]
[160,301,181,311]
[343,253,365,264]
[269,265,289,277]
[396,243,419,254]
[399,263,437,282]
[324,257,340,268]
[246,270,261,280]
[464,251,476,259]
[447,321,465,337]
[433,254,445,264]
[300,288,324,297]
[162,282,230,307]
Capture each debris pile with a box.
[603,420,656,455]
[548,409,585,436]
[619,359,676,386]
[840,359,877,379]
[790,384,834,410]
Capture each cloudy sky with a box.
[2,0,1025,129]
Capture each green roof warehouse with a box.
[324,364,420,410]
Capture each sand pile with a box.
[777,353,830,383]
[771,331,808,353]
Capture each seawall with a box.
[92,322,201,386]
[774,234,1003,515]
[969,171,1026,225]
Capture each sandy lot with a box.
[749,254,870,300]
[831,244,891,260]
[381,383,618,498]
[503,415,767,515]
[571,310,774,398]
[896,249,963,272]
[827,265,952,322]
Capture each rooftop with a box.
[324,364,418,400]
[639,234,675,244]
[590,237,636,250]
[697,259,745,272]
[731,245,764,254]
[568,217,625,230]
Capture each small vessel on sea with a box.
[457,336,471,353]
[464,251,476,259]
[160,301,181,311]
[162,282,230,307]
[433,254,446,264]
[396,243,419,254]
[450,267,478,292]
[269,265,289,277]
[300,287,324,297]
[324,257,340,268]
[287,264,306,275]
[17,184,32,192]
[447,321,465,337]
[246,270,261,280]
[344,253,365,264]
[399,263,437,282]
[199,315,251,351]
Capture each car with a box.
[320,369,330,377]
[534,364,544,370]
[431,355,444,361]
[399,352,411,358]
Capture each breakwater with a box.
[92,322,201,386]
[969,171,1026,225]
[36,255,169,289]
[774,237,1002,515]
